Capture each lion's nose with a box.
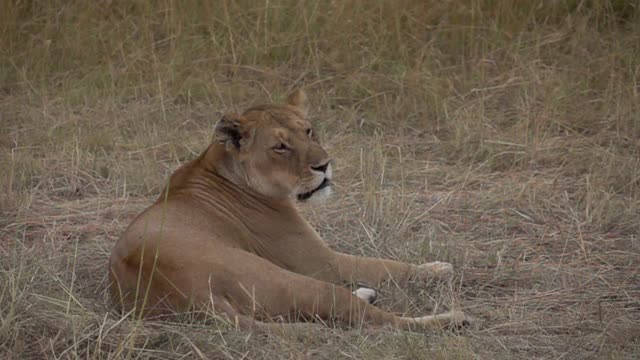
[311,160,331,173]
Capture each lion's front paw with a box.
[416,261,454,280]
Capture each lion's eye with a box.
[305,128,313,137]
[273,143,289,154]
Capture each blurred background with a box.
[1,1,639,358]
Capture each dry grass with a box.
[1,0,640,358]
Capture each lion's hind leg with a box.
[205,249,467,331]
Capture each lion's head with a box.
[213,90,332,203]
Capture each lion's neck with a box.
[161,144,330,272]
[204,144,247,191]
[166,144,292,213]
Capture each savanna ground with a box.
[1,1,640,359]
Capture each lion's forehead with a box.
[263,114,310,135]
[246,105,304,122]
[271,126,309,141]
[268,110,308,129]
[245,106,316,146]
[271,118,307,130]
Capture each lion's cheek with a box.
[248,167,296,199]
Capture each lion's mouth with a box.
[297,178,331,201]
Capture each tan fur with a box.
[108,90,469,330]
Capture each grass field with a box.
[1,0,639,358]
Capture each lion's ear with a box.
[214,113,249,150]
[286,89,308,115]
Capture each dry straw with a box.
[1,0,639,358]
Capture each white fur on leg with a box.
[352,287,376,304]
[405,310,472,329]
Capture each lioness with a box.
[109,90,470,330]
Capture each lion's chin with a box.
[296,178,332,203]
